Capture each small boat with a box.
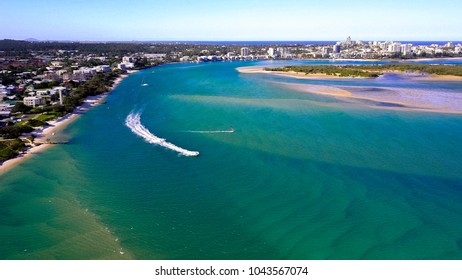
[141,76,148,86]
[230,127,235,133]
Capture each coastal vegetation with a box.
[265,65,381,77]
[62,71,120,113]
[0,138,26,162]
[0,69,122,163]
[0,123,33,139]
[0,39,267,61]
[265,64,462,78]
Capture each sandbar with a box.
[237,66,356,80]
[238,67,462,114]
[278,82,462,114]
[277,82,352,97]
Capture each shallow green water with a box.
[1,61,462,259]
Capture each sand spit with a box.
[238,67,462,114]
[237,66,462,82]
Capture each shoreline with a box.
[303,57,462,62]
[238,66,462,114]
[236,66,462,81]
[399,57,462,62]
[237,66,375,80]
[0,72,135,176]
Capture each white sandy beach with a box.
[237,66,353,80]
[0,74,129,176]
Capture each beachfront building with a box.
[23,96,42,107]
[122,56,134,63]
[117,62,134,70]
[72,67,96,81]
[117,63,127,70]
[95,65,111,73]
[144,54,167,61]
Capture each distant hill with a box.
[0,39,153,54]
[24,38,39,42]
[0,39,31,51]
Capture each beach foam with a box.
[125,112,199,157]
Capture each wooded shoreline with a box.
[264,64,462,78]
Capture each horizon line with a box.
[2,38,462,43]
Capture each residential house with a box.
[23,96,42,107]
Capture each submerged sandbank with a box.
[273,81,462,114]
[277,82,352,97]
[238,67,462,114]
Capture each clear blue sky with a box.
[1,0,461,41]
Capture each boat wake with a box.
[182,129,234,134]
[125,112,199,157]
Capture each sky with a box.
[1,0,461,41]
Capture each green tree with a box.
[12,102,31,113]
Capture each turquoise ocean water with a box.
[1,60,462,259]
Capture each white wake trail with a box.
[125,112,199,157]
[182,130,234,134]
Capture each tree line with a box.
[265,64,462,78]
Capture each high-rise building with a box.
[388,42,402,53]
[333,44,341,53]
[400,44,412,55]
[277,47,290,58]
[241,47,250,56]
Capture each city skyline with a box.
[1,0,461,42]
